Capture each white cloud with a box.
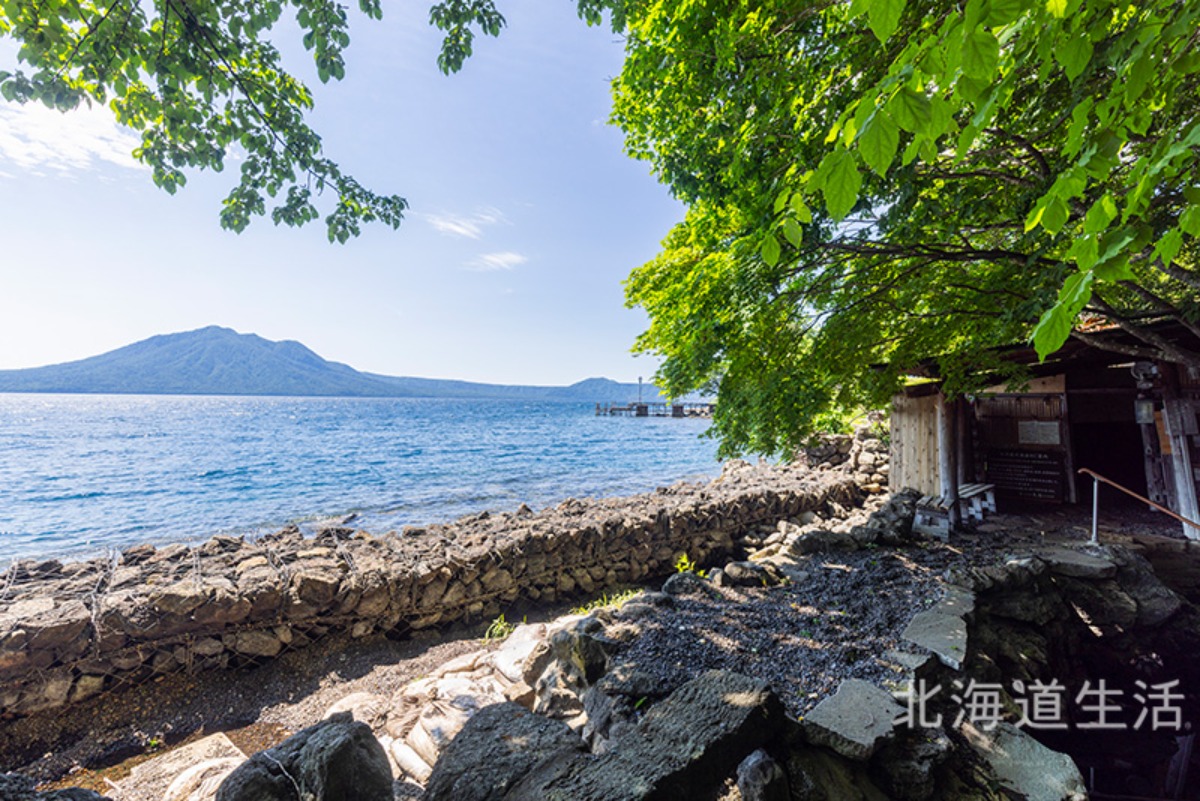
[467,251,527,271]
[423,206,510,239]
[0,101,143,175]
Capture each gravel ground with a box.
[5,500,1182,795]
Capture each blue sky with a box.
[0,1,684,385]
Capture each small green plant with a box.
[484,613,518,641]
[570,587,643,616]
[674,552,707,579]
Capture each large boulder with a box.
[216,713,392,801]
[961,722,1086,801]
[505,670,785,801]
[423,703,585,801]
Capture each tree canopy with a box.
[4,0,1199,457]
[615,0,1200,456]
[0,0,518,241]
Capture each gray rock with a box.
[0,774,112,801]
[932,585,975,618]
[423,703,584,801]
[216,713,391,801]
[961,722,1086,801]
[506,670,784,801]
[722,561,781,587]
[224,629,283,659]
[1108,546,1184,627]
[801,679,904,761]
[1053,577,1137,628]
[901,611,967,670]
[871,726,950,801]
[785,747,886,801]
[525,618,617,721]
[737,749,789,801]
[791,529,859,555]
[1036,547,1117,579]
[661,571,713,597]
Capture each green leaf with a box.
[1068,234,1099,271]
[1056,34,1092,81]
[1033,269,1094,359]
[774,190,790,214]
[1095,227,1137,267]
[962,31,1000,81]
[984,0,1026,26]
[783,218,803,248]
[820,149,862,221]
[1181,206,1200,238]
[1045,0,1068,17]
[1041,196,1069,234]
[1032,305,1073,361]
[1156,229,1183,265]
[1064,99,1092,157]
[1083,195,1117,234]
[761,233,781,266]
[790,194,813,223]
[888,88,932,134]
[858,110,899,176]
[848,0,871,20]
[1094,258,1134,282]
[868,0,906,43]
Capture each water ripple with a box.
[0,394,721,562]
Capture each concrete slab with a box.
[901,611,968,670]
[801,679,904,761]
[1036,547,1116,579]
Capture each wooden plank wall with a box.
[891,393,941,495]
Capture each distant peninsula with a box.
[0,326,668,401]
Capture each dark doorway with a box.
[1072,420,1148,508]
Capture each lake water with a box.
[0,394,721,563]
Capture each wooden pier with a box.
[595,401,714,418]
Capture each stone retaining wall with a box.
[0,462,863,718]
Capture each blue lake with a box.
[0,394,722,563]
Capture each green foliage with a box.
[615,0,1200,457]
[673,552,706,579]
[483,612,518,641]
[569,587,642,615]
[0,0,634,239]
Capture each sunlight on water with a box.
[0,394,721,562]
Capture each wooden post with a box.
[956,396,969,486]
[937,391,961,529]
[1162,365,1200,539]
[1060,392,1078,504]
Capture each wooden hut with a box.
[890,324,1200,538]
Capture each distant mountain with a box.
[0,326,670,402]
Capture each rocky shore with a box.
[5,425,1200,799]
[0,439,879,721]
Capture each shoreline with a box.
[0,442,882,721]
[0,395,721,566]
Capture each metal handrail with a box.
[1077,467,1200,543]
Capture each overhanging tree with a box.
[3,0,1199,455]
[615,0,1200,456]
[0,0,514,241]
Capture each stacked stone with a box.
[0,463,861,718]
[802,423,890,494]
